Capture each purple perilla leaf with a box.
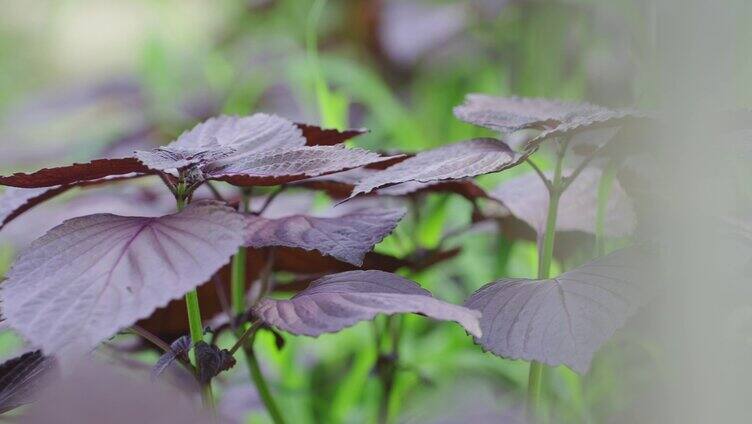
[207,145,394,187]
[0,350,58,414]
[0,158,153,189]
[490,168,635,237]
[22,361,224,424]
[0,174,152,232]
[453,94,643,151]
[464,247,653,374]
[299,167,488,200]
[243,208,405,266]
[254,270,481,337]
[351,138,522,197]
[0,200,245,354]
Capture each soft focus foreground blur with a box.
[1,1,751,423]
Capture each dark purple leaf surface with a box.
[151,335,191,380]
[254,270,481,337]
[453,94,642,150]
[1,114,374,192]
[490,169,635,236]
[23,362,222,424]
[0,201,245,353]
[0,350,58,414]
[135,114,302,172]
[134,144,237,173]
[135,115,369,173]
[208,146,392,187]
[464,248,651,373]
[167,114,305,154]
[244,209,405,266]
[0,158,152,188]
[351,138,521,197]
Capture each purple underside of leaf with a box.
[0,350,58,414]
[0,158,153,188]
[453,94,643,151]
[207,146,395,187]
[0,200,245,354]
[0,174,151,231]
[23,361,217,424]
[0,186,68,230]
[243,208,405,266]
[300,167,488,200]
[254,270,482,338]
[464,247,652,374]
[351,138,523,197]
[490,168,635,237]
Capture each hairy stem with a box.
[595,161,617,257]
[527,143,566,422]
[230,190,286,424]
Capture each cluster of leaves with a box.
[0,95,656,421]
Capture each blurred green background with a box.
[0,1,657,423]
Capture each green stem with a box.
[231,192,250,315]
[527,146,566,422]
[230,190,286,424]
[527,362,545,418]
[377,315,404,424]
[243,344,286,424]
[595,162,617,257]
[175,189,215,410]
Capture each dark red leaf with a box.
[296,123,368,146]
[0,158,152,188]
